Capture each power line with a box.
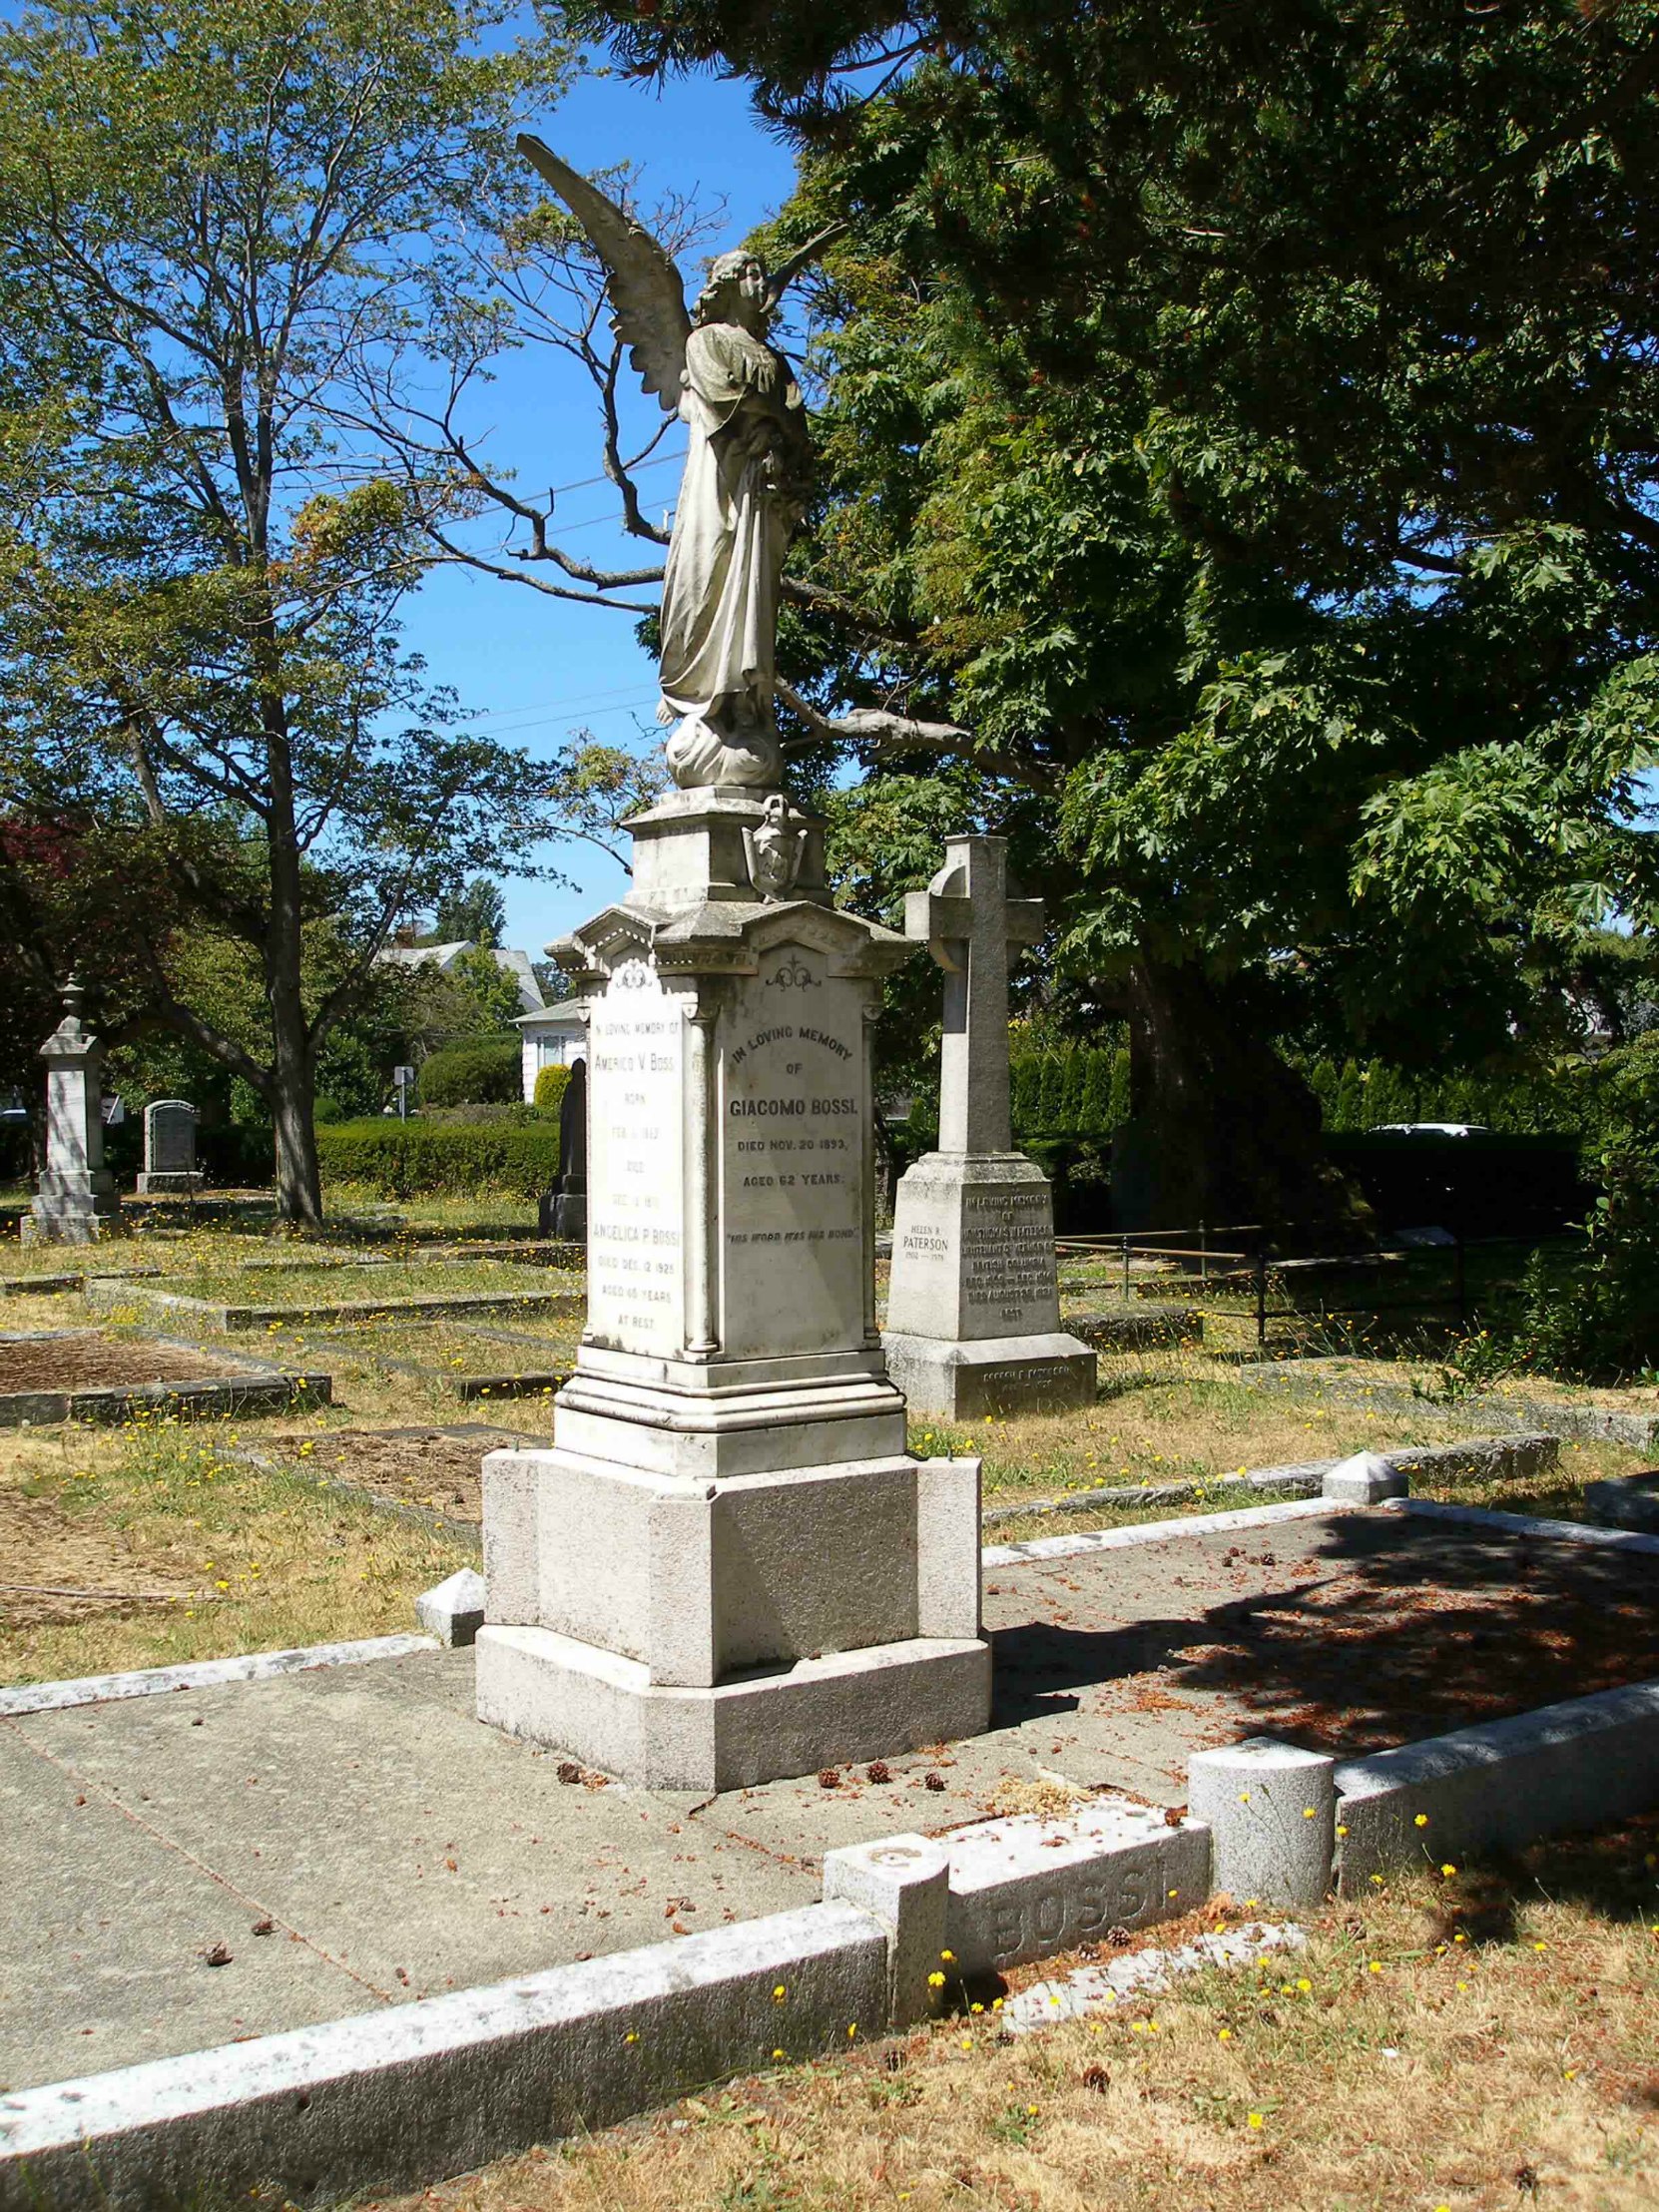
[471,678,660,728]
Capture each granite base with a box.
[882,1329,1097,1418]
[474,1624,992,1792]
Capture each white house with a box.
[515,999,587,1102]
[375,940,546,1015]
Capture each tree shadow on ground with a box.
[989,1510,1659,1754]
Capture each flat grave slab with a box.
[0,1331,330,1426]
[0,1646,1076,2092]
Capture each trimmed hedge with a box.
[1011,1047,1132,1141]
[533,1063,573,1119]
[317,1117,559,1197]
[417,1037,521,1108]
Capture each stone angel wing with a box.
[516,134,691,414]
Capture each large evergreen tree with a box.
[561,0,1659,1227]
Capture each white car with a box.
[1366,1122,1491,1138]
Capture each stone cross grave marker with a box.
[138,1099,204,1195]
[21,977,122,1247]
[882,834,1095,1418]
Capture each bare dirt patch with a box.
[0,1489,197,1628]
[0,1334,247,1393]
[255,1425,519,1520]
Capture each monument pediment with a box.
[564,896,915,984]
[553,907,657,983]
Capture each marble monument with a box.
[882,837,1096,1417]
[475,147,989,1792]
[21,977,122,1246]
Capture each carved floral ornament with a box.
[608,956,663,994]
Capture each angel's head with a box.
[694,250,770,332]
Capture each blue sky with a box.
[412,66,797,957]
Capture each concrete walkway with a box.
[5,1501,1653,2094]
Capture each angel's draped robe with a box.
[658,320,809,730]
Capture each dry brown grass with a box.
[0,1413,477,1685]
[364,1829,1659,2212]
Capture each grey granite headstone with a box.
[881,836,1095,1417]
[137,1099,204,1195]
[553,1055,587,1240]
[21,978,122,1246]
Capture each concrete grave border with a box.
[0,1632,437,1718]
[82,1278,583,1333]
[981,1431,1559,1534]
[1235,1356,1659,1453]
[0,1269,161,1300]
[0,1329,330,1426]
[6,1487,1659,2206]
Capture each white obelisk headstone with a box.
[22,977,122,1246]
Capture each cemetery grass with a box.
[952,1354,1652,1544]
[368,1821,1659,2212]
[0,1411,479,1685]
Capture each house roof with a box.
[374,940,546,1014]
[514,997,586,1031]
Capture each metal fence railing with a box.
[1056,1225,1572,1347]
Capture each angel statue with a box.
[518,137,840,792]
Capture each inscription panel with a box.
[958,1353,1096,1418]
[720,950,866,1361]
[888,1170,1060,1342]
[958,1185,1058,1339]
[585,960,684,1356]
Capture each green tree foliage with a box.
[448,947,529,1033]
[417,1038,522,1108]
[432,877,508,950]
[0,0,573,1224]
[574,0,1659,1229]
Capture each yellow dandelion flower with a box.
[1414,1813,1428,1828]
[1247,2112,1264,2130]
